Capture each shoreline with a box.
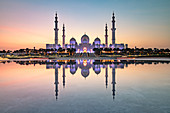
[0,56,170,61]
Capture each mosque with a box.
[46,12,127,53]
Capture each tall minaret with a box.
[54,12,59,44]
[111,12,116,44]
[105,24,108,47]
[112,68,116,99]
[54,68,59,100]
[62,24,65,48]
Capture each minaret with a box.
[105,65,108,88]
[62,24,65,48]
[54,12,59,44]
[54,68,59,100]
[111,12,116,44]
[112,68,116,99]
[105,24,108,47]
[63,65,65,88]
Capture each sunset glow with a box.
[0,0,170,50]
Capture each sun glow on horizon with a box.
[0,0,170,50]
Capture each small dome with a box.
[94,37,100,41]
[81,34,89,44]
[81,69,89,78]
[94,37,101,45]
[93,65,101,74]
[70,68,76,75]
[94,69,101,74]
[70,64,77,75]
[70,37,77,44]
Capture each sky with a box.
[0,0,170,50]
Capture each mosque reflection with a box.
[1,59,169,100]
[46,59,169,100]
[47,59,121,100]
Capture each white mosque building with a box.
[46,12,127,53]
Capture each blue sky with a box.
[0,0,170,49]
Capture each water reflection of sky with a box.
[0,60,170,113]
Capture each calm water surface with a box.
[0,60,170,113]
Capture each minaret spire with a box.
[62,24,65,48]
[54,12,59,44]
[111,12,116,44]
[105,23,108,47]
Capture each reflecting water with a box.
[0,60,170,113]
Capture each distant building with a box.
[46,12,127,53]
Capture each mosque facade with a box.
[46,12,127,53]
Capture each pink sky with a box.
[0,0,170,50]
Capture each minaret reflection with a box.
[105,65,108,89]
[54,68,59,100]
[63,65,65,88]
[112,68,116,99]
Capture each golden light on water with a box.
[83,60,87,67]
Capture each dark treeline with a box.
[0,47,76,56]
[93,47,170,57]
[0,47,170,57]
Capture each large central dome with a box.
[81,34,89,44]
